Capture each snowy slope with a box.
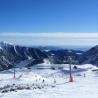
[0,64,98,98]
[0,46,2,50]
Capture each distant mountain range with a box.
[33,45,91,51]
[0,41,98,70]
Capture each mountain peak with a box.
[0,41,14,46]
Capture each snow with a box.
[2,56,11,65]
[0,41,14,46]
[44,50,50,52]
[76,52,82,55]
[13,45,21,56]
[16,60,32,67]
[0,64,98,98]
[36,59,52,68]
[78,64,96,69]
[43,59,51,65]
[0,46,2,50]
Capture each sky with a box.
[0,0,98,46]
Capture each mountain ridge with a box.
[0,41,98,70]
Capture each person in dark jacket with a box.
[73,65,78,69]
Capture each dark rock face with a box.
[79,45,98,66]
[0,42,48,70]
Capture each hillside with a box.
[0,42,47,70]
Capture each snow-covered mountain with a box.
[1,42,98,98]
[0,42,48,70]
[79,45,98,66]
[1,41,98,70]
[0,41,85,70]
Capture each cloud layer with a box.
[0,32,98,46]
[1,32,98,39]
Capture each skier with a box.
[42,79,45,83]
[83,73,86,77]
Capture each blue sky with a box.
[0,0,98,46]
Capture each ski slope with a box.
[0,64,98,98]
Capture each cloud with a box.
[0,32,98,46]
[0,32,98,39]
